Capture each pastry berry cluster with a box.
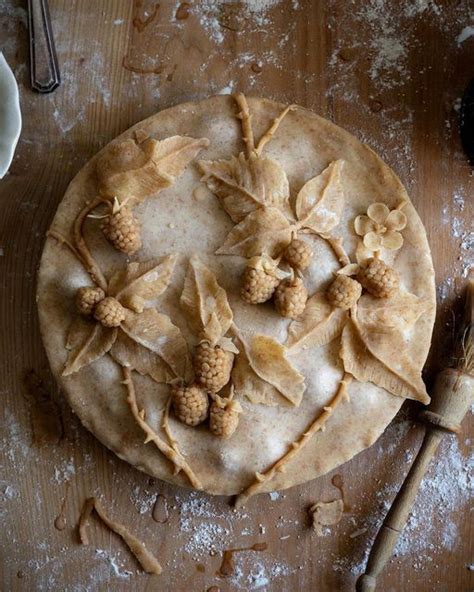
[274,277,307,318]
[283,238,313,270]
[326,275,361,310]
[357,257,399,298]
[325,257,399,309]
[75,286,105,315]
[241,238,313,320]
[76,287,126,327]
[101,203,141,255]
[171,342,241,439]
[194,341,234,393]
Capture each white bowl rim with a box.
[0,52,22,179]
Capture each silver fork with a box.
[28,0,60,93]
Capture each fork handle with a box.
[28,0,60,93]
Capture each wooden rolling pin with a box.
[356,278,473,592]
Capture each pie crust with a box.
[37,95,436,500]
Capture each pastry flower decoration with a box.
[354,202,407,251]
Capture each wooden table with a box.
[1,1,472,590]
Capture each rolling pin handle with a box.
[419,410,460,434]
[356,574,376,592]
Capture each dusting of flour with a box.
[394,437,473,560]
[0,0,472,589]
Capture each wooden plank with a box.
[0,1,472,591]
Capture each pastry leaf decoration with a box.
[340,292,430,403]
[97,135,209,205]
[233,332,306,407]
[63,318,118,376]
[218,336,240,354]
[286,292,348,349]
[120,308,192,382]
[199,152,292,223]
[295,160,345,234]
[108,255,177,313]
[63,256,191,381]
[232,353,294,407]
[180,255,233,346]
[110,331,173,384]
[356,291,429,334]
[355,241,374,265]
[216,207,292,258]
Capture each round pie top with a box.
[37,95,436,501]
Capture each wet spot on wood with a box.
[369,99,383,113]
[176,2,190,20]
[152,494,169,523]
[24,370,63,446]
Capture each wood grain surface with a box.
[0,1,472,591]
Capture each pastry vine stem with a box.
[297,225,351,268]
[233,93,296,158]
[234,92,256,157]
[255,104,296,156]
[234,373,353,507]
[122,366,202,490]
[78,496,162,575]
[324,235,351,267]
[47,230,87,267]
[162,395,181,475]
[73,195,109,291]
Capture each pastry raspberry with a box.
[326,275,362,310]
[209,396,242,439]
[241,257,281,304]
[101,205,141,255]
[283,239,313,270]
[357,258,399,298]
[94,297,126,327]
[274,277,308,319]
[172,383,209,427]
[75,286,105,315]
[194,341,234,393]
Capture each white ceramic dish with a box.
[0,52,21,178]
